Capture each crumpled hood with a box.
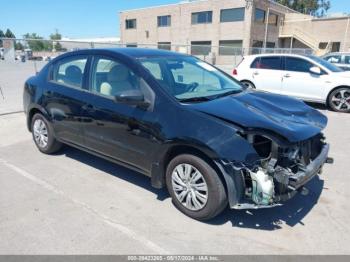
[187,91,327,142]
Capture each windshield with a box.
[307,55,344,73]
[139,56,243,102]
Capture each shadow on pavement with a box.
[210,176,324,230]
[61,146,169,201]
[60,145,325,231]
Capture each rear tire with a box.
[166,154,227,221]
[327,87,350,113]
[241,80,256,90]
[31,113,62,154]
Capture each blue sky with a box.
[1,0,348,39]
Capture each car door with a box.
[44,55,89,146]
[80,55,157,173]
[281,56,329,102]
[249,56,283,93]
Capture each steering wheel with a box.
[187,82,199,92]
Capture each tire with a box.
[327,87,350,113]
[241,80,256,90]
[31,113,62,154]
[166,154,227,221]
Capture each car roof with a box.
[244,53,311,59]
[63,48,189,59]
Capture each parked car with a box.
[322,52,350,71]
[23,48,332,220]
[233,54,350,112]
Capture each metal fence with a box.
[0,38,313,67]
[0,37,315,114]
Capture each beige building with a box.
[119,0,350,63]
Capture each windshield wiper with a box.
[210,90,242,99]
[178,96,212,103]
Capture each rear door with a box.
[281,56,328,102]
[44,55,89,146]
[249,56,283,93]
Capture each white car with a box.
[233,54,350,112]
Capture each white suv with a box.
[233,54,350,112]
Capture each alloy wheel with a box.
[33,119,49,148]
[171,163,208,211]
[330,88,350,112]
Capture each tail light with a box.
[232,69,238,75]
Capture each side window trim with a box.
[50,55,89,90]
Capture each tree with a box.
[15,42,24,51]
[23,33,51,51]
[274,0,331,17]
[50,29,63,51]
[0,30,4,47]
[5,29,15,38]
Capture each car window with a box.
[251,56,282,70]
[91,57,141,97]
[325,55,342,63]
[53,56,87,88]
[285,57,315,73]
[169,60,221,88]
[141,61,163,80]
[345,56,350,64]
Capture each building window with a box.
[158,42,171,50]
[191,11,213,24]
[255,8,266,23]
[158,15,171,27]
[268,13,278,25]
[125,19,137,29]
[126,43,137,48]
[220,8,245,23]
[219,40,243,55]
[191,41,211,55]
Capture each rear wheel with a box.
[241,80,256,90]
[328,87,350,113]
[166,154,227,221]
[31,113,62,154]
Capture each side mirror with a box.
[115,89,150,109]
[310,66,322,75]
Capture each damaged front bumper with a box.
[216,141,333,210]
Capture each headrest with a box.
[107,64,130,82]
[65,65,82,79]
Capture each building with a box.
[120,0,350,64]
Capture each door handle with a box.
[82,104,95,112]
[44,91,53,97]
[253,71,259,76]
[283,74,291,78]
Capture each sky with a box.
[1,0,349,39]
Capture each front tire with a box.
[166,154,227,221]
[31,113,62,154]
[328,87,350,113]
[241,80,256,90]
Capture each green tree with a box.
[274,0,331,17]
[5,29,15,38]
[50,29,63,51]
[23,33,51,51]
[0,30,4,47]
[15,42,24,51]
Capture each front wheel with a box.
[166,154,227,221]
[328,87,350,113]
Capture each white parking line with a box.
[0,157,169,254]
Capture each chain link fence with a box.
[0,37,313,115]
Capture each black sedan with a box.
[23,48,332,220]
